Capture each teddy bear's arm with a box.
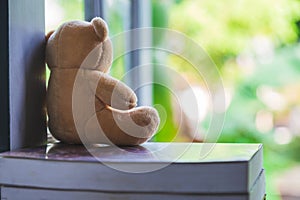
[86,70,137,110]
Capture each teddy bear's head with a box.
[46,17,112,72]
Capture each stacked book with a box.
[0,142,265,200]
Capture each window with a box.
[45,1,300,198]
[2,1,300,198]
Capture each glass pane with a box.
[103,0,130,80]
[153,1,300,199]
[45,0,84,32]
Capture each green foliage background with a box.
[151,1,300,199]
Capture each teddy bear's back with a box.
[47,68,105,144]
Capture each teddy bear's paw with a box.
[84,107,160,146]
[110,81,138,110]
[130,107,160,128]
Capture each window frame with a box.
[0,0,10,152]
[0,0,47,152]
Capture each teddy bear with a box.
[45,17,160,146]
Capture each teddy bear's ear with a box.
[45,30,55,43]
[91,17,108,42]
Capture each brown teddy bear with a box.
[46,17,160,146]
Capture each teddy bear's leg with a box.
[85,70,137,110]
[84,107,160,146]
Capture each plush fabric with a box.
[46,17,160,146]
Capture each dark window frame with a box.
[0,0,10,152]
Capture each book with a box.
[0,170,265,200]
[0,142,264,198]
